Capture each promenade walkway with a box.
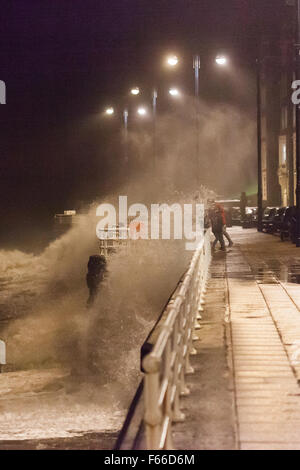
[173,227,300,450]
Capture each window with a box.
[279,136,287,166]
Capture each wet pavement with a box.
[172,251,236,450]
[229,228,300,285]
[226,228,300,450]
[173,227,300,450]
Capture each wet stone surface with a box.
[228,229,300,285]
[226,228,300,450]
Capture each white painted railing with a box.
[98,226,130,257]
[142,229,211,450]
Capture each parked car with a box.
[271,207,287,234]
[231,207,242,226]
[242,208,258,229]
[262,207,278,233]
[280,206,297,242]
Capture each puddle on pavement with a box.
[251,261,300,285]
[216,258,300,284]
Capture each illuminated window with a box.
[282,144,287,163]
[279,136,287,165]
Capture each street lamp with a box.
[214,52,265,232]
[169,87,180,97]
[167,55,179,67]
[105,107,114,115]
[130,87,140,96]
[137,107,147,116]
[214,53,263,231]
[104,106,129,163]
[215,55,228,66]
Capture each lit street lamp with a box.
[137,106,147,116]
[164,50,263,229]
[104,82,181,176]
[215,55,228,66]
[169,87,180,97]
[214,52,267,233]
[166,52,231,186]
[130,87,140,95]
[105,107,114,115]
[214,53,263,232]
[167,55,179,67]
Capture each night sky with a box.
[0,1,288,248]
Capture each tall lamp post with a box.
[152,89,158,173]
[123,108,129,164]
[256,57,263,232]
[129,85,180,173]
[193,55,201,185]
[214,54,263,232]
[166,53,228,188]
[167,54,201,185]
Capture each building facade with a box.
[260,3,296,208]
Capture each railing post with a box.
[143,356,163,450]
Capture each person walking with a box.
[208,199,233,248]
[209,203,226,252]
[215,202,233,248]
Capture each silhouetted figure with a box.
[86,255,107,307]
[208,199,232,248]
[209,204,226,252]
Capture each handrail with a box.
[114,230,211,450]
[142,229,211,450]
[115,268,191,450]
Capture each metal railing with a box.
[141,229,211,450]
[98,227,130,257]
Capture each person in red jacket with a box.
[208,204,226,251]
[210,201,233,248]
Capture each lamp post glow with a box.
[215,56,227,66]
[137,107,147,116]
[131,87,140,95]
[169,88,180,97]
[167,55,179,67]
[105,107,114,115]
